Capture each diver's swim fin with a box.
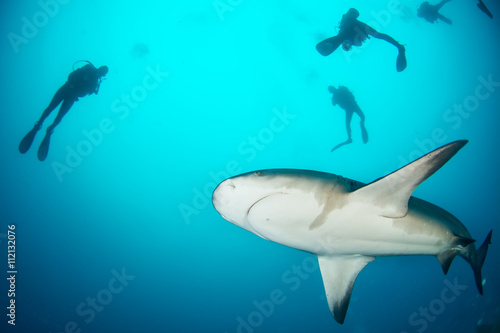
[37,130,52,161]
[477,0,493,19]
[316,35,344,56]
[19,122,41,154]
[361,126,369,144]
[396,50,407,72]
[437,13,452,25]
[331,139,353,153]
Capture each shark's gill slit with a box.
[246,192,286,217]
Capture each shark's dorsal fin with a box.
[318,255,375,324]
[349,140,468,218]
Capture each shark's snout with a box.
[213,179,234,199]
[212,178,236,215]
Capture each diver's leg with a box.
[46,98,75,133]
[438,14,452,24]
[365,24,403,50]
[20,84,69,154]
[356,108,366,130]
[355,106,369,143]
[354,105,365,122]
[38,84,68,125]
[366,25,406,71]
[38,98,75,161]
[345,110,353,142]
[330,110,354,153]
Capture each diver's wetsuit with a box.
[329,86,368,153]
[316,8,406,71]
[39,64,103,132]
[336,10,377,47]
[417,0,452,24]
[19,63,107,161]
[332,86,366,142]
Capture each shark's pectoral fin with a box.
[349,140,468,218]
[318,255,375,324]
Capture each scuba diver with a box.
[417,0,453,25]
[328,85,368,153]
[316,8,407,72]
[19,61,108,161]
[477,0,493,19]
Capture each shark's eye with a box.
[254,172,261,176]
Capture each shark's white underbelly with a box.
[247,192,453,257]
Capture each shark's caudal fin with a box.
[318,255,375,324]
[349,140,468,218]
[472,230,493,294]
[441,230,492,294]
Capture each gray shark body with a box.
[212,140,492,324]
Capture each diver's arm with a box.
[89,70,102,95]
[94,80,101,95]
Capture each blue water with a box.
[1,1,499,332]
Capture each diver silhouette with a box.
[316,8,407,72]
[328,85,368,153]
[477,0,493,18]
[19,61,108,161]
[417,0,453,25]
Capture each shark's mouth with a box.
[246,192,286,217]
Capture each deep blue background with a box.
[1,1,499,332]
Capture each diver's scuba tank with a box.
[339,8,360,32]
[71,60,106,94]
[344,8,359,20]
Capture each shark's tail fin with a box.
[439,230,492,294]
[471,230,493,294]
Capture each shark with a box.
[212,140,492,324]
